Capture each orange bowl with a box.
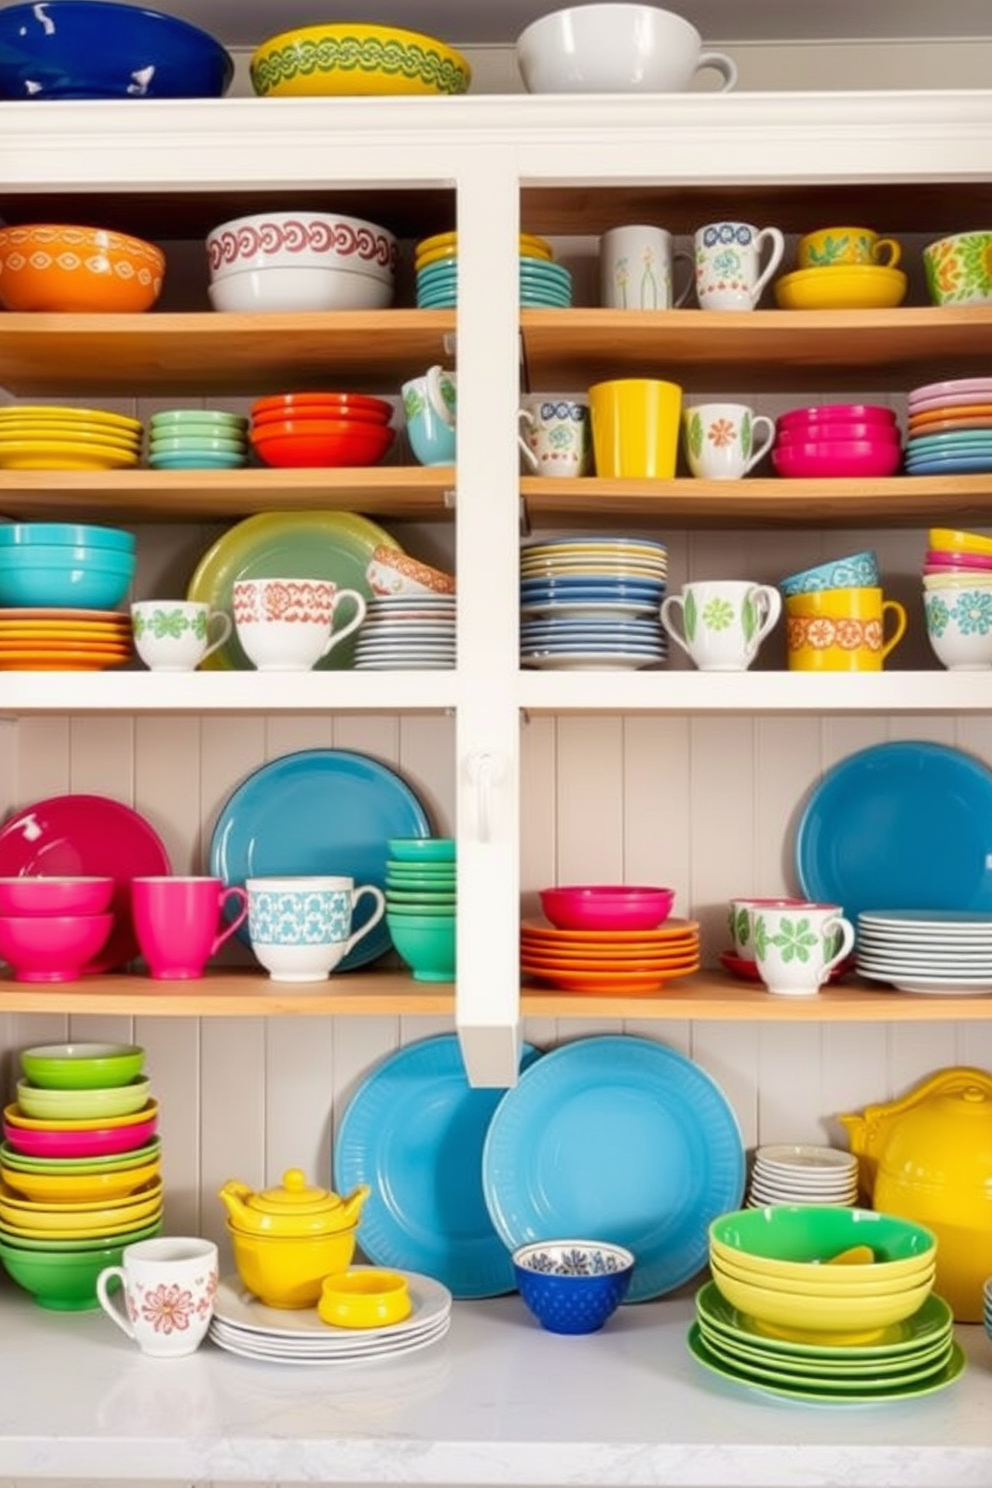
[0,224,165,313]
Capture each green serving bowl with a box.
[19,1042,145,1090]
[709,1206,937,1283]
[386,911,456,982]
[0,1224,158,1309]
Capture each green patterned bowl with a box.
[250,22,471,98]
[923,231,992,307]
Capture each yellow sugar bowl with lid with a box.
[219,1167,370,1309]
[839,1066,992,1321]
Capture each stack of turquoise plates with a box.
[414,228,572,309]
[148,409,249,470]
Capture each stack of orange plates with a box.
[0,607,132,671]
[0,405,142,471]
[520,916,701,994]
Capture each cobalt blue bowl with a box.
[512,1240,635,1334]
[0,1,233,100]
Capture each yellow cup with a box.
[588,378,682,478]
[797,226,902,269]
[785,586,907,671]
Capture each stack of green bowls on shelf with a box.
[148,408,249,469]
[385,837,456,982]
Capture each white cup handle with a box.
[821,915,856,983]
[321,590,368,657]
[743,415,777,474]
[425,365,456,428]
[659,595,691,656]
[748,585,783,651]
[96,1267,136,1341]
[202,609,233,661]
[672,250,695,308]
[752,227,786,301]
[517,409,540,471]
[695,51,738,92]
[345,884,386,954]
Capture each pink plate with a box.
[0,795,171,973]
[1,1112,159,1159]
[909,377,992,405]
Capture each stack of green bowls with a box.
[385,837,456,982]
[148,408,249,469]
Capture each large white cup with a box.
[599,225,694,311]
[131,600,231,672]
[96,1236,218,1358]
[752,902,856,997]
[694,221,786,310]
[232,577,366,671]
[683,402,777,480]
[246,875,386,983]
[661,580,782,671]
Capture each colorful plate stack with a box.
[0,1041,162,1311]
[745,1144,859,1209]
[520,535,668,670]
[413,230,571,308]
[354,592,456,670]
[148,408,249,469]
[248,391,395,469]
[520,913,700,993]
[385,837,456,982]
[905,377,992,474]
[0,404,142,470]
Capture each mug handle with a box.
[321,590,368,656]
[517,409,540,472]
[751,227,786,302]
[672,249,695,308]
[202,609,233,662]
[425,365,456,428]
[743,415,777,474]
[211,885,249,956]
[345,884,387,954]
[747,585,783,651]
[95,1266,136,1341]
[879,599,908,661]
[659,595,691,656]
[821,915,856,983]
[873,237,902,268]
[695,51,737,92]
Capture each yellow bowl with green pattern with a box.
[250,23,471,98]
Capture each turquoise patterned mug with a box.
[246,876,386,983]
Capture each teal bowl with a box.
[0,522,135,553]
[387,837,456,864]
[0,1225,159,1308]
[150,409,248,432]
[148,434,247,455]
[148,452,247,470]
[386,912,456,982]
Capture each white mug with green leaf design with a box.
[131,599,232,672]
[752,902,855,996]
[660,579,781,671]
[683,401,776,480]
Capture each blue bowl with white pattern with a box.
[512,1240,635,1334]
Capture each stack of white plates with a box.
[856,909,992,994]
[747,1144,859,1208]
[353,594,456,671]
[209,1267,453,1365]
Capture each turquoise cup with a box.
[401,366,456,467]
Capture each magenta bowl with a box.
[1,1113,158,1160]
[0,877,114,917]
[539,884,675,932]
[776,422,902,446]
[778,404,898,430]
[0,912,114,983]
[772,442,903,479]
[926,549,992,570]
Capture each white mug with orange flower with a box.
[683,401,776,480]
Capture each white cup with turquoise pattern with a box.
[131,600,232,671]
[246,876,386,983]
[660,579,781,671]
[752,902,855,997]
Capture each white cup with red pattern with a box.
[232,576,366,671]
[96,1236,218,1358]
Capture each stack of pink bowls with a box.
[249,391,396,469]
[771,403,903,478]
[0,875,115,981]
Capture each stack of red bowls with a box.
[771,403,903,478]
[249,392,396,469]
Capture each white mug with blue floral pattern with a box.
[694,221,785,310]
[246,876,386,983]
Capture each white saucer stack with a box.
[746,1144,859,1208]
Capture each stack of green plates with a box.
[688,1280,964,1403]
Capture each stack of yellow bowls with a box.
[0,403,142,471]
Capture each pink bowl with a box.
[0,877,114,917]
[0,913,114,983]
[772,442,903,479]
[1,1113,159,1160]
[539,884,675,932]
[776,422,902,446]
[925,549,992,570]
[778,404,898,430]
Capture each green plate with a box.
[687,1324,965,1403]
[186,510,404,672]
[0,1137,161,1173]
[696,1281,954,1358]
[697,1316,953,1376]
[696,1322,955,1390]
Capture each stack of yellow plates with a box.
[773,264,908,311]
[0,607,132,671]
[0,405,142,471]
[414,229,553,272]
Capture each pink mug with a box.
[132,876,248,980]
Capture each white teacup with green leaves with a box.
[660,579,781,671]
[131,600,232,672]
[752,902,855,997]
[683,402,776,480]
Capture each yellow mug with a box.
[785,586,907,671]
[796,226,902,270]
[588,378,682,478]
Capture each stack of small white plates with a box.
[209,1267,453,1365]
[747,1144,859,1208]
[353,594,456,670]
[520,535,668,671]
[856,909,992,994]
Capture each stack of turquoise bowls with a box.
[384,837,456,982]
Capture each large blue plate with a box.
[481,1035,744,1302]
[794,740,992,923]
[334,1034,542,1297]
[209,748,432,970]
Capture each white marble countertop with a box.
[1,1285,991,1486]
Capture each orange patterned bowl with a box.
[0,224,165,313]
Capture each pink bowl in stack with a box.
[772,403,903,478]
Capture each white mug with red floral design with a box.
[232,576,366,671]
[96,1236,219,1357]
[683,402,776,479]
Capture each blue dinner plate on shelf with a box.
[209,747,432,969]
[334,1034,542,1298]
[481,1035,745,1302]
[794,740,992,924]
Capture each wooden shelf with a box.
[0,310,456,396]
[520,306,992,391]
[0,466,456,523]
